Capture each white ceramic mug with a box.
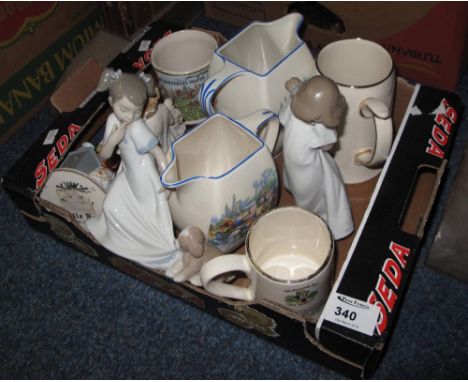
[151,29,218,124]
[316,38,396,184]
[200,207,334,315]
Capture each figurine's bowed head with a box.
[98,68,156,126]
[286,75,346,128]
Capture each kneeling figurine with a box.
[86,68,180,270]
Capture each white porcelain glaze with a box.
[199,13,317,119]
[200,207,334,315]
[316,38,396,184]
[160,110,280,253]
[86,118,181,269]
[279,105,353,240]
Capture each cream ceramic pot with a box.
[151,29,218,124]
[160,110,280,253]
[200,207,334,315]
[199,13,317,119]
[316,38,396,184]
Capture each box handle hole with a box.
[399,164,444,237]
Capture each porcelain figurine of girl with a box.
[279,75,354,240]
[86,68,182,270]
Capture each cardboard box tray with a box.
[2,19,463,378]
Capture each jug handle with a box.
[355,98,393,167]
[238,110,279,153]
[199,63,248,116]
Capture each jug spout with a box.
[160,158,179,188]
[274,12,304,45]
[157,146,179,190]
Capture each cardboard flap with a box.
[4,20,181,196]
[50,59,103,113]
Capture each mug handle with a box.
[199,64,248,116]
[199,254,256,301]
[355,98,393,167]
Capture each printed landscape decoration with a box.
[207,168,279,252]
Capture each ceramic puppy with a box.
[167,226,225,286]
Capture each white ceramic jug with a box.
[159,110,280,253]
[199,13,317,119]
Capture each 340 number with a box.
[334,306,357,321]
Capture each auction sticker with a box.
[322,293,379,336]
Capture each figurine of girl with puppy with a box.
[279,75,354,240]
[86,69,181,270]
[87,68,222,283]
